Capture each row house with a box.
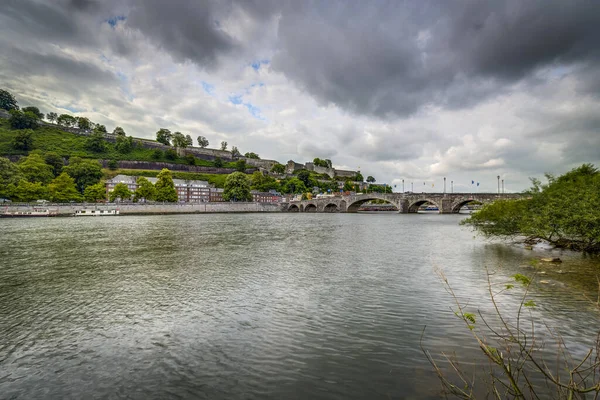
[251,191,282,203]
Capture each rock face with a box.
[540,257,562,263]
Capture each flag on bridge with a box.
[472,180,474,184]
[477,182,480,186]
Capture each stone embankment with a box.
[1,203,284,216]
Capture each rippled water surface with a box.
[1,213,599,399]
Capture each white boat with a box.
[74,209,119,216]
[0,207,57,217]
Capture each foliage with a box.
[172,131,188,148]
[18,153,54,184]
[354,172,364,182]
[44,152,64,176]
[234,159,247,172]
[244,152,260,159]
[156,128,172,146]
[369,183,392,193]
[312,157,330,168]
[0,89,19,111]
[214,157,223,168]
[0,157,23,198]
[165,148,178,160]
[366,175,376,183]
[77,117,92,130]
[297,170,316,189]
[220,141,227,151]
[343,180,356,192]
[231,146,240,158]
[113,126,126,136]
[9,110,39,130]
[48,172,82,202]
[115,135,134,153]
[94,124,107,133]
[46,112,58,123]
[251,171,279,192]
[424,268,600,399]
[112,169,229,189]
[185,154,196,165]
[154,168,178,202]
[12,129,34,150]
[85,132,106,153]
[270,163,285,174]
[62,157,103,193]
[223,172,252,201]
[107,159,119,170]
[185,134,193,146]
[197,135,209,148]
[462,164,600,252]
[56,114,77,127]
[12,179,48,202]
[84,181,106,202]
[21,106,44,119]
[109,182,132,202]
[151,149,162,160]
[282,177,307,194]
[134,176,156,201]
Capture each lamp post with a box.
[443,177,446,194]
[502,179,504,194]
[411,182,413,192]
[497,175,500,194]
[402,179,404,193]
[451,180,453,193]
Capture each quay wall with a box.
[2,203,284,216]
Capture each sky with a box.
[1,0,599,193]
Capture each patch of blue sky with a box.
[116,72,134,101]
[250,59,270,71]
[244,102,265,120]
[107,15,126,28]
[62,105,85,113]
[201,81,215,95]
[228,94,243,105]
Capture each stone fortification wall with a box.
[334,169,357,178]
[101,160,256,174]
[1,202,283,215]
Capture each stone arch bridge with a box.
[284,193,522,213]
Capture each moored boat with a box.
[74,209,119,216]
[0,207,57,217]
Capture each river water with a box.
[1,213,599,399]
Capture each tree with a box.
[85,132,106,153]
[155,168,178,202]
[44,152,64,176]
[185,134,193,147]
[18,153,54,184]
[214,157,223,168]
[12,179,48,202]
[56,114,77,127]
[94,124,107,133]
[270,163,285,174]
[297,170,315,188]
[355,172,364,182]
[251,171,279,192]
[231,146,241,159]
[462,164,600,253]
[165,149,177,160]
[107,159,118,170]
[313,157,330,168]
[84,182,106,202]
[0,157,23,199]
[366,176,376,183]
[113,126,126,136]
[9,110,39,130]
[223,172,252,202]
[151,149,163,160]
[324,159,332,168]
[62,157,103,193]
[244,152,260,159]
[21,106,44,119]
[11,129,34,150]
[77,117,92,130]
[46,112,58,123]
[48,172,82,202]
[197,136,209,148]
[109,182,132,202]
[282,177,307,194]
[220,141,228,151]
[156,128,172,146]
[185,154,196,165]
[115,135,133,153]
[343,180,356,192]
[235,159,247,172]
[0,89,19,111]
[134,177,156,202]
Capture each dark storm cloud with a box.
[271,0,600,117]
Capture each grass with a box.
[104,169,233,188]
[0,119,238,168]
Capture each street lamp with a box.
[451,180,453,193]
[497,175,500,194]
[411,182,413,192]
[443,177,446,194]
[502,179,504,194]
[402,179,404,193]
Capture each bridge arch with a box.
[407,199,440,213]
[323,203,339,212]
[304,203,317,212]
[451,198,484,213]
[347,196,398,213]
[288,204,300,212]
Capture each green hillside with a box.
[105,169,229,188]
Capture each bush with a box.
[151,149,163,160]
[185,154,196,165]
[9,110,39,130]
[107,159,118,170]
[11,129,34,150]
[165,149,177,160]
[214,157,223,168]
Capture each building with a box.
[251,190,282,203]
[210,188,224,202]
[106,175,211,202]
[105,174,138,198]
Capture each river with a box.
[1,213,599,399]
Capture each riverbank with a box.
[1,202,284,216]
